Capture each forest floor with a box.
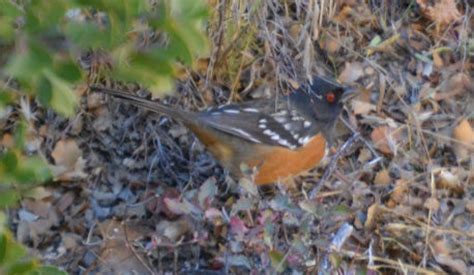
[6,1,473,274]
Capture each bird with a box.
[90,76,353,185]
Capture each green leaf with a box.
[0,151,18,173]
[27,265,67,275]
[7,259,37,275]
[269,250,287,272]
[64,21,114,49]
[54,59,82,83]
[0,233,6,264]
[24,0,69,33]
[369,35,382,47]
[42,70,78,117]
[6,44,52,82]
[0,231,27,267]
[14,120,27,149]
[18,157,52,184]
[0,0,22,41]
[36,77,53,107]
[0,189,20,209]
[0,90,13,108]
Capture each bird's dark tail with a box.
[89,86,189,121]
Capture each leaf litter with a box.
[3,0,473,273]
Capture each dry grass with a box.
[7,0,473,274]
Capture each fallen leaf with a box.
[435,255,467,274]
[417,0,462,32]
[387,180,408,208]
[374,169,391,185]
[465,201,474,214]
[350,89,376,115]
[338,62,365,84]
[23,187,53,200]
[229,216,249,238]
[87,93,104,109]
[163,198,196,216]
[365,203,379,229]
[50,139,87,181]
[424,198,440,211]
[98,220,151,274]
[452,119,474,161]
[198,177,217,208]
[56,191,76,213]
[1,133,14,148]
[370,126,402,155]
[351,92,376,115]
[437,170,464,195]
[156,218,193,241]
[434,73,472,101]
[51,139,82,168]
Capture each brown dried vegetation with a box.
[5,0,473,273]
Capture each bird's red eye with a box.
[326,92,336,103]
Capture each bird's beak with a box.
[341,87,358,103]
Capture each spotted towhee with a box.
[91,76,352,185]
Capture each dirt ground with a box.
[8,1,473,274]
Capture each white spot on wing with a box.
[303,121,311,128]
[258,124,266,129]
[298,135,311,145]
[224,109,240,114]
[230,127,261,143]
[274,116,287,123]
[243,108,259,113]
[259,118,267,124]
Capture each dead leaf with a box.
[387,180,408,208]
[205,208,224,226]
[365,203,379,229]
[338,62,365,84]
[156,218,193,241]
[52,139,82,167]
[437,170,464,195]
[465,201,474,214]
[229,216,249,238]
[198,177,217,208]
[357,148,372,163]
[289,23,303,41]
[435,73,472,101]
[424,198,440,211]
[320,34,340,53]
[370,126,402,155]
[417,0,462,32]
[352,98,376,115]
[163,198,198,216]
[56,191,76,213]
[435,254,467,274]
[374,169,391,185]
[99,220,151,274]
[432,50,443,68]
[23,187,53,200]
[50,139,87,181]
[351,88,376,115]
[87,93,104,109]
[1,133,14,148]
[452,119,474,161]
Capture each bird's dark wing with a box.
[197,102,319,150]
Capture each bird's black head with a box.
[291,75,349,124]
